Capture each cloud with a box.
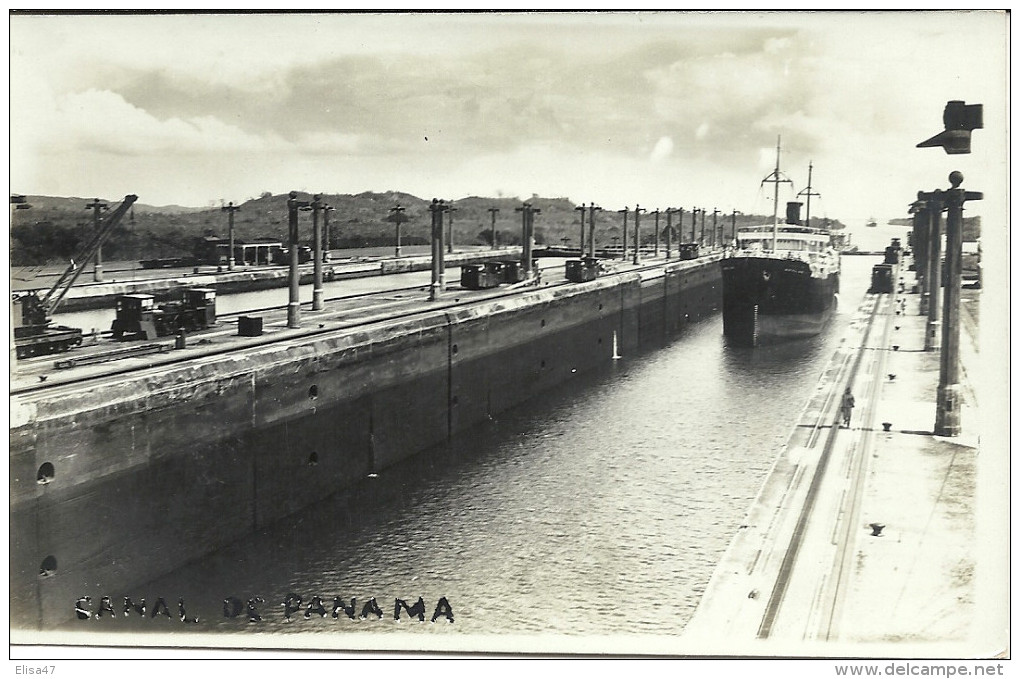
[74,90,277,153]
[649,136,674,162]
[8,12,1007,223]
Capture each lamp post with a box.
[618,207,629,260]
[587,204,602,259]
[446,203,457,254]
[311,194,325,311]
[429,199,449,301]
[85,198,108,281]
[934,172,981,437]
[651,208,660,257]
[712,207,719,250]
[665,207,681,259]
[700,207,707,247]
[690,208,699,244]
[633,204,645,264]
[323,204,334,262]
[575,203,586,255]
[909,200,929,313]
[222,201,241,271]
[487,207,500,249]
[387,204,407,257]
[918,190,944,351]
[729,210,742,249]
[286,191,311,328]
[515,202,540,278]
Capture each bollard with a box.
[882,422,892,432]
[175,329,187,350]
[869,523,885,537]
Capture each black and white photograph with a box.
[8,9,1010,669]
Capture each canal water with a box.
[61,254,881,643]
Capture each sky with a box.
[8,10,1009,229]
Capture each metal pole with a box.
[323,205,334,262]
[690,208,698,244]
[633,205,644,265]
[85,199,108,281]
[575,204,586,255]
[286,192,308,328]
[730,210,740,249]
[587,204,601,259]
[311,194,324,311]
[911,199,929,314]
[712,208,719,250]
[488,207,500,249]
[528,205,539,277]
[222,202,240,271]
[447,204,456,254]
[935,172,982,436]
[389,204,406,258]
[700,208,706,247]
[921,191,944,351]
[517,202,538,277]
[619,207,629,260]
[665,208,673,259]
[429,199,447,301]
[652,209,660,257]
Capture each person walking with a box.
[840,387,856,428]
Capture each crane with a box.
[14,194,137,358]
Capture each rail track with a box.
[756,291,891,639]
[12,256,706,397]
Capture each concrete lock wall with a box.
[9,258,720,629]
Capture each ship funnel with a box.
[785,201,803,225]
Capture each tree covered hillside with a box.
[10,191,845,266]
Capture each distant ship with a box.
[866,218,878,228]
[720,142,841,346]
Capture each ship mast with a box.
[798,161,821,231]
[761,136,792,250]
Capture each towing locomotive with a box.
[111,288,217,340]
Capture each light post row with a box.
[255,193,743,329]
[912,99,983,437]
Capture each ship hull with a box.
[720,256,839,346]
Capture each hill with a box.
[9,191,844,266]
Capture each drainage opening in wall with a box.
[39,555,57,577]
[308,451,319,466]
[541,319,546,328]
[309,385,319,399]
[540,359,546,369]
[452,395,459,406]
[452,344,458,355]
[37,462,55,484]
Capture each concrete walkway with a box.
[683,264,1001,658]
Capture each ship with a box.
[720,142,840,346]
[866,217,878,228]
